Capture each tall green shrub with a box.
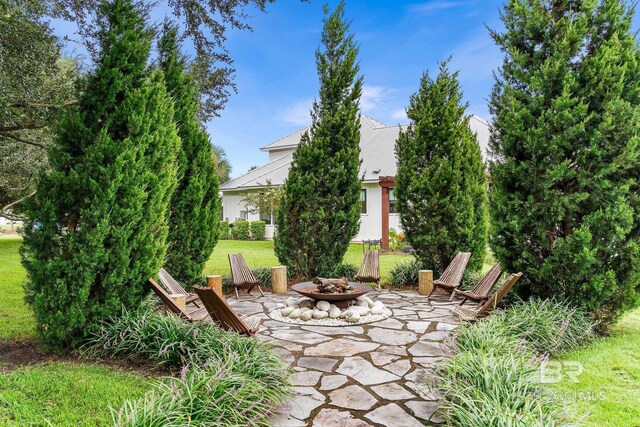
[20,0,179,347]
[395,61,488,274]
[275,1,363,277]
[159,24,221,286]
[250,220,266,241]
[489,0,640,327]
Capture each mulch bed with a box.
[0,339,167,378]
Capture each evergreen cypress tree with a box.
[159,24,221,285]
[21,0,180,347]
[395,61,488,274]
[275,1,363,278]
[489,0,640,327]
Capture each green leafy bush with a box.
[250,221,266,241]
[218,221,230,240]
[389,258,423,286]
[438,299,595,426]
[317,263,358,280]
[231,220,250,240]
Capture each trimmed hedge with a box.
[218,221,229,240]
[231,220,250,240]
[250,221,266,241]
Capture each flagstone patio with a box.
[228,290,467,427]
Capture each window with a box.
[360,189,367,214]
[389,188,398,213]
[240,210,249,221]
[259,210,273,225]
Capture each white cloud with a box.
[361,85,393,113]
[281,99,313,126]
[391,109,408,122]
[410,1,470,14]
[450,31,502,85]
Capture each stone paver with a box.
[365,403,424,427]
[228,290,464,426]
[337,356,400,385]
[328,385,378,410]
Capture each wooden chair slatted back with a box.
[438,252,471,286]
[193,286,253,335]
[475,272,522,318]
[228,254,259,285]
[470,263,502,296]
[158,268,188,295]
[356,250,380,281]
[148,278,191,321]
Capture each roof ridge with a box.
[222,153,293,188]
[260,126,309,150]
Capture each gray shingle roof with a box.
[221,114,490,191]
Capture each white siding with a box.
[268,148,296,163]
[222,183,403,242]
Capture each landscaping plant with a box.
[20,0,180,347]
[275,1,363,277]
[439,299,595,426]
[395,60,488,274]
[84,306,291,426]
[159,23,221,286]
[489,0,640,328]
[113,360,288,427]
[231,220,251,240]
[389,258,423,286]
[250,220,267,241]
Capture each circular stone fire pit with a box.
[292,281,373,309]
[268,282,392,326]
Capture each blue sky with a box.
[51,0,640,179]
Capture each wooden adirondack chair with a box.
[451,272,522,321]
[355,250,381,290]
[427,252,471,297]
[158,268,201,307]
[193,286,262,336]
[228,254,265,298]
[450,263,502,306]
[147,278,208,322]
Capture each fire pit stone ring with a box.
[292,281,374,309]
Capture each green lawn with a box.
[204,239,412,283]
[553,308,640,426]
[3,236,640,425]
[0,237,34,341]
[0,362,150,426]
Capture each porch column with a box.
[378,176,396,250]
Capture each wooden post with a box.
[206,275,223,296]
[170,294,187,312]
[418,270,433,296]
[271,266,287,294]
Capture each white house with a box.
[220,115,491,249]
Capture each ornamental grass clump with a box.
[438,299,595,426]
[389,258,423,286]
[112,359,287,427]
[85,306,291,426]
